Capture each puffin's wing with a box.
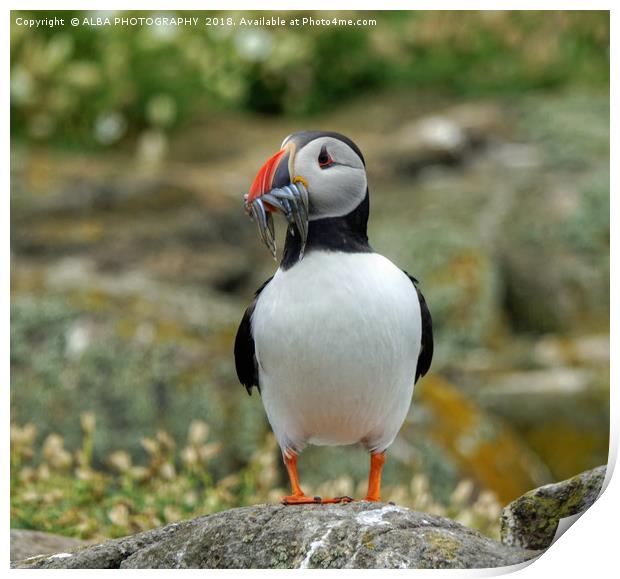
[403,271,434,383]
[234,277,273,395]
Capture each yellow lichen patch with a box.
[24,218,105,245]
[23,151,62,195]
[525,421,609,481]
[69,288,115,312]
[424,530,461,562]
[430,251,490,324]
[417,375,547,503]
[11,264,46,294]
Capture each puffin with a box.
[234,131,433,504]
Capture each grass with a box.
[11,414,503,541]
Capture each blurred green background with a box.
[10,10,609,541]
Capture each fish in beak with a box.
[244,144,309,260]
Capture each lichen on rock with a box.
[500,465,606,550]
[12,502,539,569]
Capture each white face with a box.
[291,136,367,220]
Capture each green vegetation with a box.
[11,416,502,541]
[11,11,609,149]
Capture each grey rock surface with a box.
[501,465,606,550]
[12,502,538,569]
[10,529,87,561]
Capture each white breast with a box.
[251,251,422,454]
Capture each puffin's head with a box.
[245,131,367,258]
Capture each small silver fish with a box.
[245,181,309,261]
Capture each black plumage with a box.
[234,276,272,395]
[404,272,434,383]
[280,190,372,270]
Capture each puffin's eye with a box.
[318,145,333,168]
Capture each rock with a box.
[12,503,538,569]
[496,94,610,335]
[408,376,551,504]
[533,334,610,368]
[379,103,509,177]
[500,465,606,550]
[470,369,609,481]
[10,529,87,561]
[389,116,468,175]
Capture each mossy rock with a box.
[500,465,606,550]
[12,502,538,569]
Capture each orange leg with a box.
[280,452,353,505]
[281,452,317,504]
[364,451,386,502]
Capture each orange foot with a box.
[281,495,355,505]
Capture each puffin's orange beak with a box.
[244,141,307,260]
[247,149,288,210]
